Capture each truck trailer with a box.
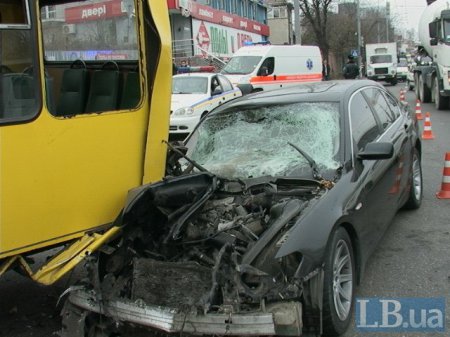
[414,0,450,110]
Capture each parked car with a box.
[396,60,409,82]
[406,63,416,91]
[170,73,242,140]
[61,80,422,337]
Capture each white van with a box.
[221,44,323,92]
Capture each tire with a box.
[322,227,355,336]
[403,149,423,210]
[391,78,397,86]
[419,74,431,103]
[434,79,449,110]
[414,73,420,99]
[408,80,414,91]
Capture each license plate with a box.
[378,76,385,79]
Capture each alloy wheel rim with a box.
[412,155,422,201]
[332,239,353,321]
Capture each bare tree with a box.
[298,0,333,62]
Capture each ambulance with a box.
[221,44,323,92]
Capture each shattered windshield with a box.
[172,77,208,94]
[221,56,262,75]
[185,102,341,179]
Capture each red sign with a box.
[196,21,210,55]
[65,0,125,24]
[175,0,269,36]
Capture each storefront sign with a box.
[174,0,269,36]
[192,19,263,58]
[65,0,125,24]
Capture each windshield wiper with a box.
[287,142,323,180]
[163,140,209,173]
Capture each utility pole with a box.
[294,0,301,44]
[357,0,362,78]
[386,1,390,42]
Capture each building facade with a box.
[265,0,293,45]
[168,0,270,61]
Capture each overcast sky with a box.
[361,0,427,33]
[388,0,427,32]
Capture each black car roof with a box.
[211,79,384,115]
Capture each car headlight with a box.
[368,71,373,76]
[174,107,194,116]
[391,70,396,75]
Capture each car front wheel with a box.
[403,149,422,210]
[322,227,355,336]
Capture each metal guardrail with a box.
[172,39,227,72]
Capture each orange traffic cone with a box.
[415,100,423,120]
[436,152,450,199]
[389,156,403,194]
[421,112,435,140]
[399,90,405,102]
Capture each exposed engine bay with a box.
[62,173,327,336]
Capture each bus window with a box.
[0,0,30,27]
[0,0,39,122]
[41,0,141,116]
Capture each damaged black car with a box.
[61,80,422,337]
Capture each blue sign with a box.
[306,58,313,70]
[351,49,358,57]
[356,297,445,333]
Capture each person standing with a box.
[343,55,359,79]
[322,59,331,80]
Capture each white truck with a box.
[365,42,398,85]
[414,0,450,110]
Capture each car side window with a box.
[218,75,233,92]
[383,92,401,118]
[350,92,380,152]
[257,57,274,76]
[211,76,221,94]
[363,88,394,130]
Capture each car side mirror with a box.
[430,37,438,46]
[212,87,223,95]
[237,83,254,95]
[357,142,394,160]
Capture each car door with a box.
[362,87,410,236]
[383,91,415,205]
[349,91,385,254]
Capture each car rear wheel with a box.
[403,149,422,210]
[322,227,355,336]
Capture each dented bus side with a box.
[0,0,172,284]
